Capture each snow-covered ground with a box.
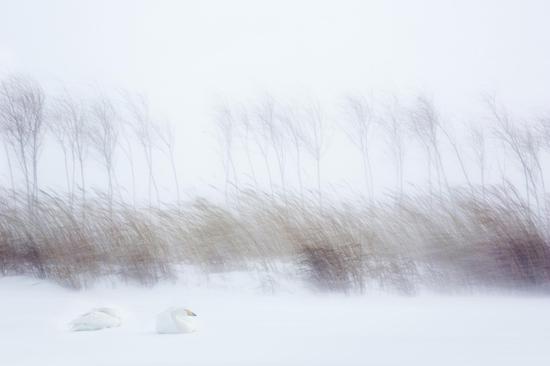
[1,273,550,366]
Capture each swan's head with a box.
[184,309,197,316]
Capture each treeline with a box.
[215,94,549,212]
[0,75,179,214]
[1,75,549,212]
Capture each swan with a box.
[69,307,122,331]
[156,307,198,334]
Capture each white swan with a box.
[156,307,198,334]
[70,307,122,331]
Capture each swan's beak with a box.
[185,309,197,316]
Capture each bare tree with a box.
[537,116,550,215]
[488,97,541,210]
[408,96,448,195]
[124,93,160,207]
[0,76,46,212]
[471,125,487,199]
[538,115,550,186]
[255,97,288,197]
[49,95,77,206]
[282,105,306,201]
[539,116,550,148]
[89,96,119,213]
[300,100,328,209]
[249,105,275,197]
[158,121,181,204]
[215,104,239,203]
[237,106,259,190]
[380,97,406,201]
[342,95,375,201]
[119,121,137,207]
[522,125,545,202]
[61,96,90,207]
[440,122,473,192]
[0,128,16,196]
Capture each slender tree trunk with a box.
[18,143,32,213]
[316,155,322,210]
[244,129,258,190]
[78,155,86,205]
[60,145,72,207]
[169,151,180,204]
[275,149,286,199]
[396,150,404,203]
[4,143,16,205]
[107,164,114,218]
[362,145,374,202]
[126,144,137,208]
[295,144,304,202]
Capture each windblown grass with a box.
[1,187,549,293]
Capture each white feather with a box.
[70,307,122,331]
[156,307,198,334]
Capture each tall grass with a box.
[1,187,549,293]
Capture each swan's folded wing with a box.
[70,310,121,331]
[156,309,179,333]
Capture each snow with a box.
[1,274,550,366]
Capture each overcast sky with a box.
[1,0,549,198]
[2,0,550,106]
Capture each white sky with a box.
[1,0,550,200]
[2,0,549,104]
